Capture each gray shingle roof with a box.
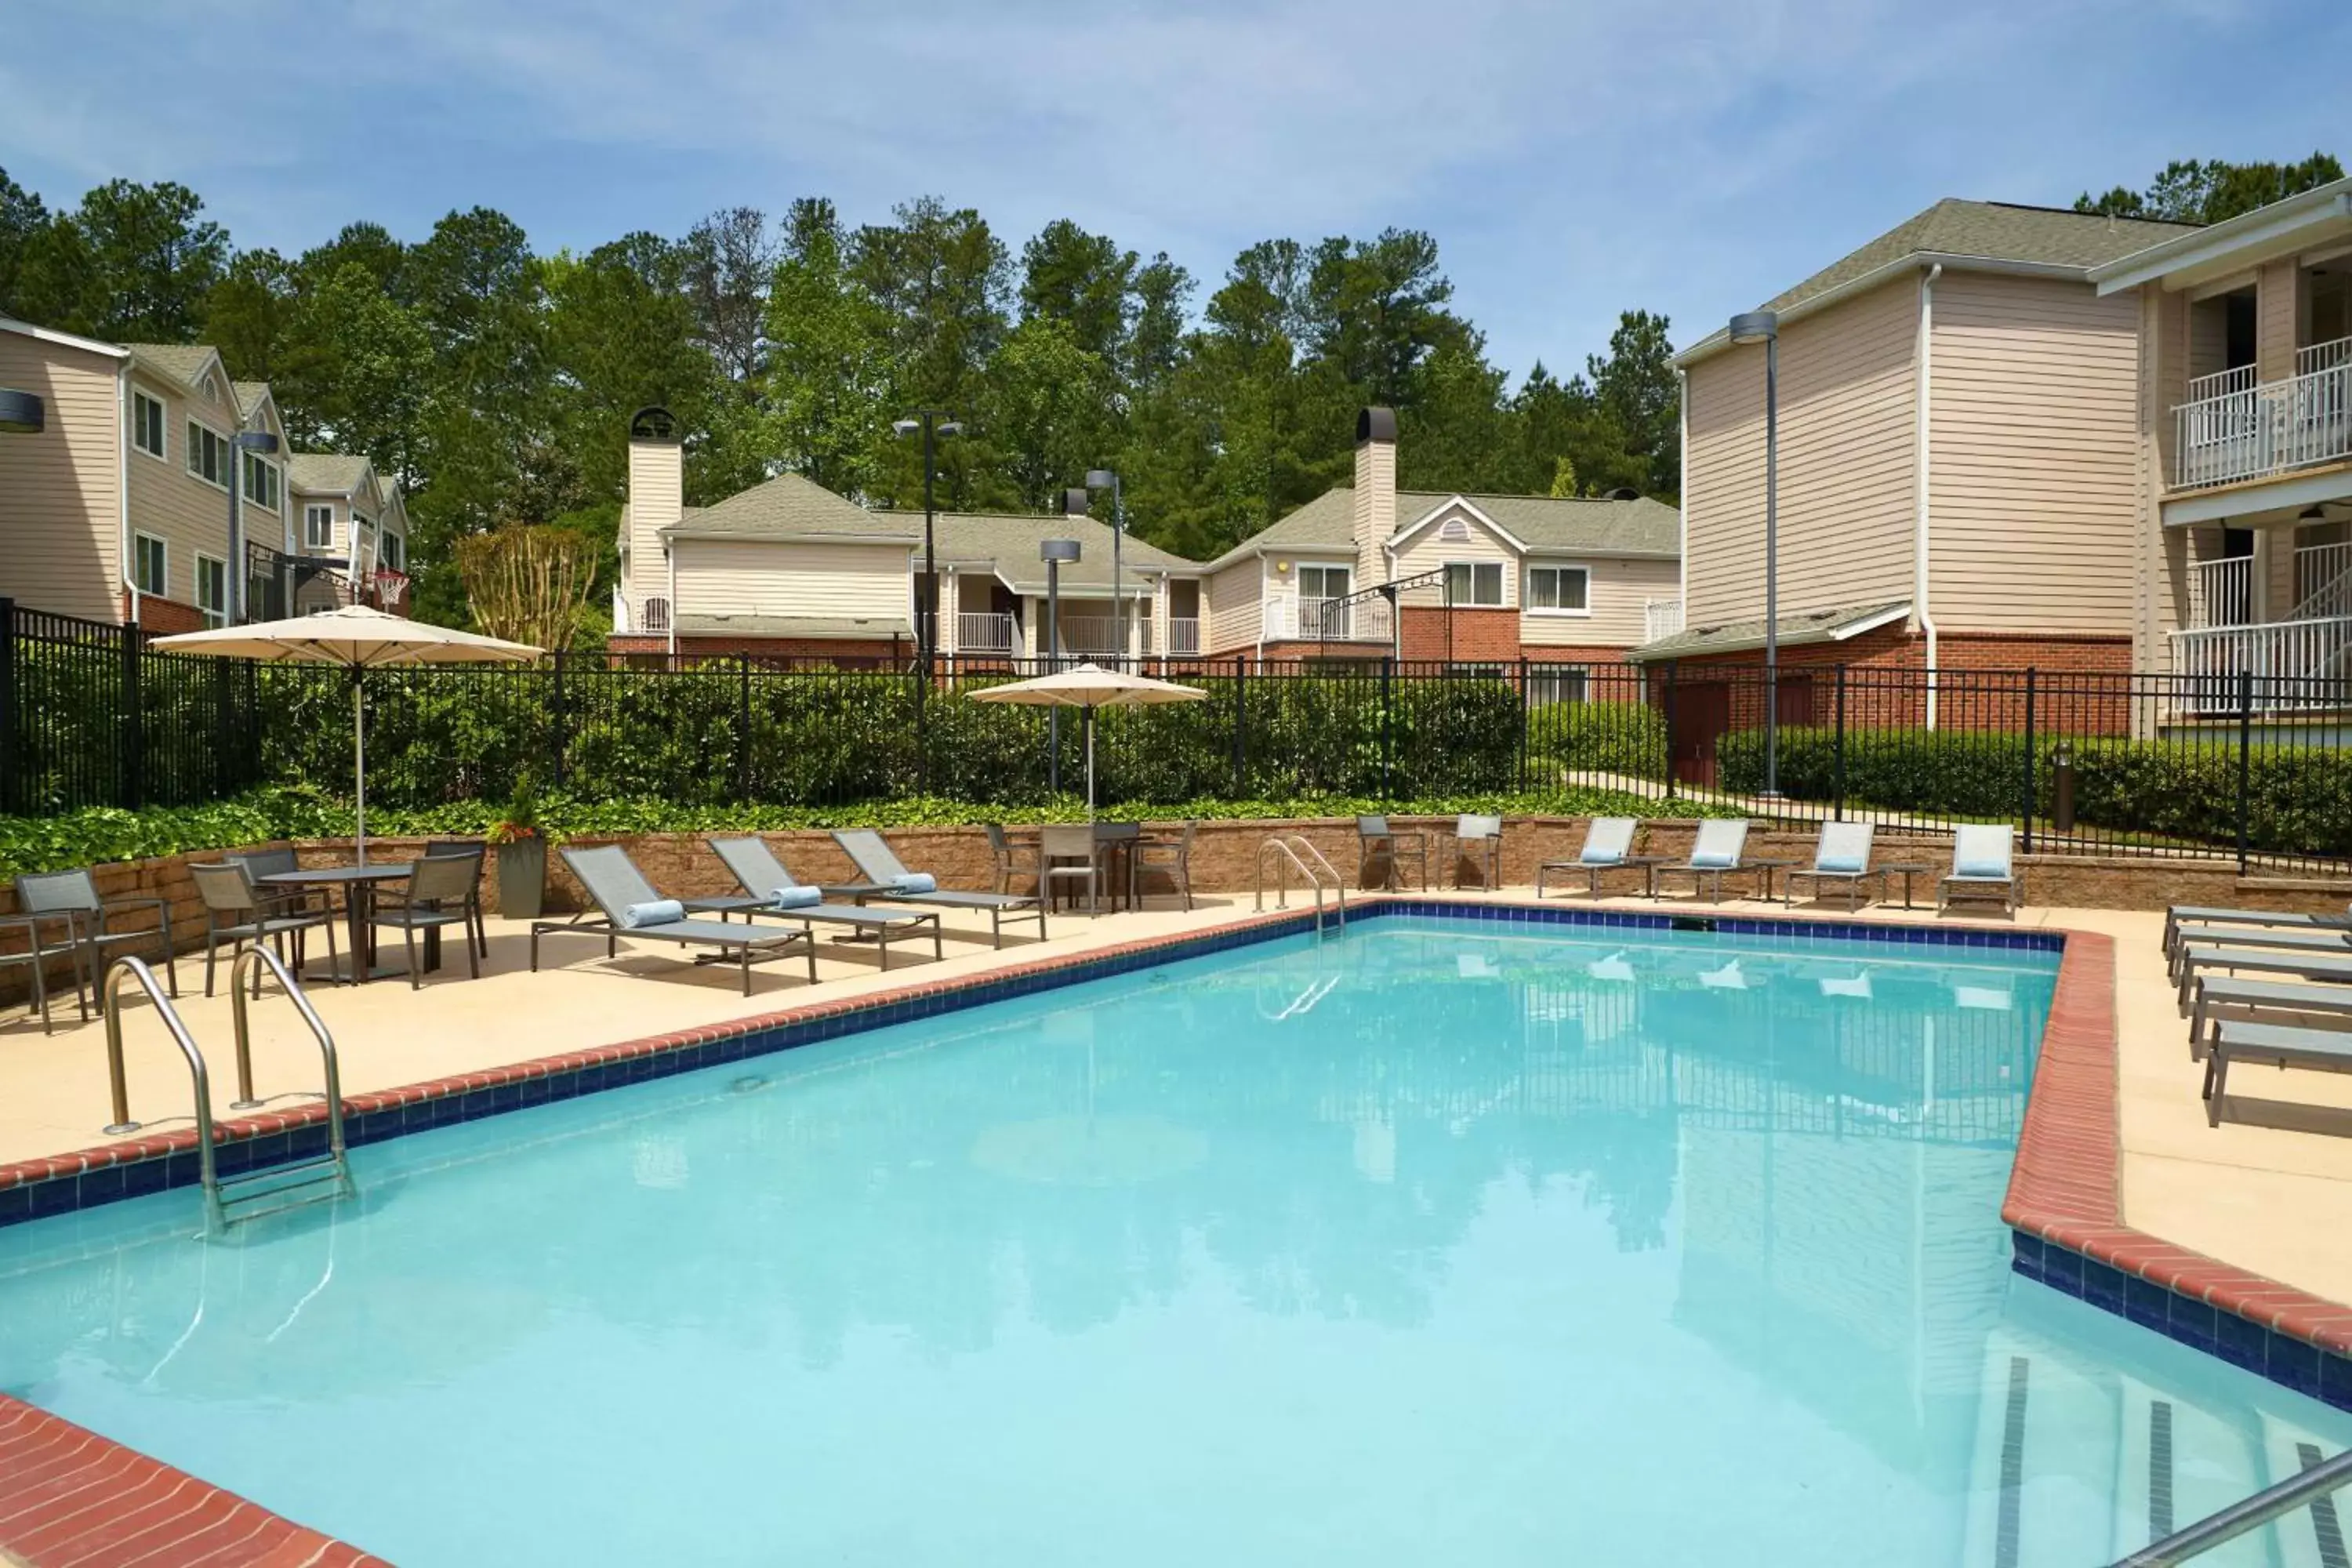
[288,453,372,495]
[663,473,884,539]
[925,512,1198,594]
[1629,601,1911,661]
[122,343,224,394]
[1207,487,1679,569]
[231,380,273,419]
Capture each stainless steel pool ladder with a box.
[1255,835,1346,934]
[2109,1445,2352,1566]
[101,950,354,1232]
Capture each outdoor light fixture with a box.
[0,388,44,434]
[1062,488,1091,517]
[1730,309,1781,797]
[225,430,281,624]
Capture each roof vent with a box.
[1439,518,1471,541]
[630,405,679,441]
[1605,487,1641,501]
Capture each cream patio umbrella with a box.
[153,604,541,862]
[967,662,1207,818]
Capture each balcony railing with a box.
[1166,616,1200,655]
[1644,598,1686,642]
[1261,596,1392,644]
[1056,615,1131,659]
[956,611,1016,654]
[2172,336,2352,490]
[2169,615,2352,711]
[2189,555,2252,628]
[2295,541,2352,619]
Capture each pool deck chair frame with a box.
[533,844,816,995]
[1785,822,1877,911]
[2165,922,2352,984]
[2164,903,2349,961]
[2175,945,2352,1014]
[1939,826,2020,915]
[829,829,1047,948]
[1536,817,1642,899]
[2187,976,2352,1054]
[1654,819,1753,902]
[694,837,944,971]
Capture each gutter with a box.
[666,539,677,658]
[117,362,134,624]
[658,527,920,546]
[1917,263,1942,729]
[1675,368,1688,612]
[2091,186,2351,294]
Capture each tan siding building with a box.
[0,325,125,623]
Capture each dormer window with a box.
[1439,518,1471,542]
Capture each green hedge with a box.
[0,784,1733,880]
[1529,700,1668,783]
[1716,724,2352,858]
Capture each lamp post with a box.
[1084,467,1125,663]
[1730,309,1780,798]
[225,430,279,624]
[1041,537,1081,793]
[891,412,962,671]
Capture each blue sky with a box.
[3,0,2345,379]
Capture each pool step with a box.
[216,1152,355,1227]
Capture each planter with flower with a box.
[491,775,549,918]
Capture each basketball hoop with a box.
[374,569,411,612]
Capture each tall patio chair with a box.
[829,829,1048,948]
[189,861,339,997]
[0,914,67,1034]
[13,866,179,1009]
[1785,822,1878,910]
[1536,817,1642,899]
[982,823,1036,897]
[1939,826,2020,915]
[697,837,942,970]
[1654,819,1753,902]
[420,840,490,958]
[1453,815,1503,891]
[1038,824,1105,916]
[226,846,322,920]
[367,851,484,989]
[1134,821,1198,911]
[1356,815,1428,891]
[532,844,815,995]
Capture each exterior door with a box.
[1670,681,1731,787]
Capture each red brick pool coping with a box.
[2,902,2343,1563]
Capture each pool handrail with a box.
[101,955,221,1228]
[2108,1445,2352,1566]
[228,943,349,1166]
[1255,836,1345,934]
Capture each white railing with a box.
[2294,541,2352,620]
[2183,363,2257,404]
[1260,595,1393,644]
[2173,337,2352,490]
[2169,615,2352,710]
[2189,555,2253,628]
[956,612,1014,654]
[1167,616,1200,655]
[1056,615,1128,659]
[1644,598,1685,642]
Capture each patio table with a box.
[261,864,418,985]
[1747,856,1802,906]
[1881,862,1936,910]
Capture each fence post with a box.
[2020,669,2037,855]
[1515,656,1530,794]
[549,648,569,789]
[1379,655,1394,804]
[737,652,753,801]
[121,620,144,810]
[2236,665,2253,873]
[0,598,14,815]
[1832,664,1847,822]
[1232,655,1247,798]
[245,659,262,793]
[1661,661,1678,802]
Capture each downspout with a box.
[1676,367,1689,612]
[117,363,135,623]
[1916,263,1942,729]
[666,540,678,658]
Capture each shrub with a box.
[1530,700,1668,783]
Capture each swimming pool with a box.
[2,915,2346,1565]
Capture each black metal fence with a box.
[6,597,2351,870]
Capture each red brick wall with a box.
[1399,605,1520,663]
[123,593,205,635]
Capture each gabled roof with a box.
[1206,486,1678,569]
[928,512,1197,595]
[1628,601,1911,661]
[232,381,272,419]
[0,317,129,359]
[122,343,232,403]
[662,472,891,539]
[288,452,373,496]
[2092,176,2352,295]
[1679,199,2198,365]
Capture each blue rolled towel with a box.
[891,872,938,895]
[621,898,684,930]
[764,885,822,911]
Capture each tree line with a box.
[0,172,1678,626]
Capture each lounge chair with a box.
[2164,903,2349,960]
[2203,1019,2352,1127]
[533,844,815,995]
[1938,826,2020,914]
[2164,921,2352,984]
[829,829,1048,948]
[1654,819,1753,902]
[1453,815,1502,891]
[2187,976,2352,1054]
[1536,817,1641,899]
[2176,945,2352,1014]
[697,837,943,970]
[1785,822,1877,911]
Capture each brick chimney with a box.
[1352,407,1396,589]
[625,406,682,633]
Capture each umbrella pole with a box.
[1086,705,1096,822]
[352,671,368,865]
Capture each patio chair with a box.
[1356,815,1428,891]
[422,839,492,958]
[532,845,815,996]
[1937,826,2020,915]
[982,823,1036,897]
[13,866,179,1008]
[226,846,325,922]
[367,851,483,989]
[1654,819,1753,902]
[2164,902,2349,961]
[2203,1018,2352,1127]
[1453,815,1503,891]
[1038,824,1105,916]
[1536,817,1640,899]
[829,829,1048,948]
[189,861,339,997]
[1134,822,1197,911]
[697,837,942,970]
[0,914,67,1034]
[1785,822,1878,911]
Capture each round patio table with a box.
[260,865,412,985]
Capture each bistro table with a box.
[1881,862,1936,910]
[261,864,417,985]
[1007,824,1153,912]
[1745,856,1802,906]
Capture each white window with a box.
[381,532,405,573]
[186,421,229,488]
[241,451,280,510]
[1526,565,1591,614]
[305,505,335,549]
[132,533,169,597]
[1298,564,1351,600]
[642,596,671,633]
[195,554,228,628]
[1528,667,1590,706]
[1444,561,1505,607]
[132,391,167,460]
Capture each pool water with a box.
[2,917,2347,1566]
